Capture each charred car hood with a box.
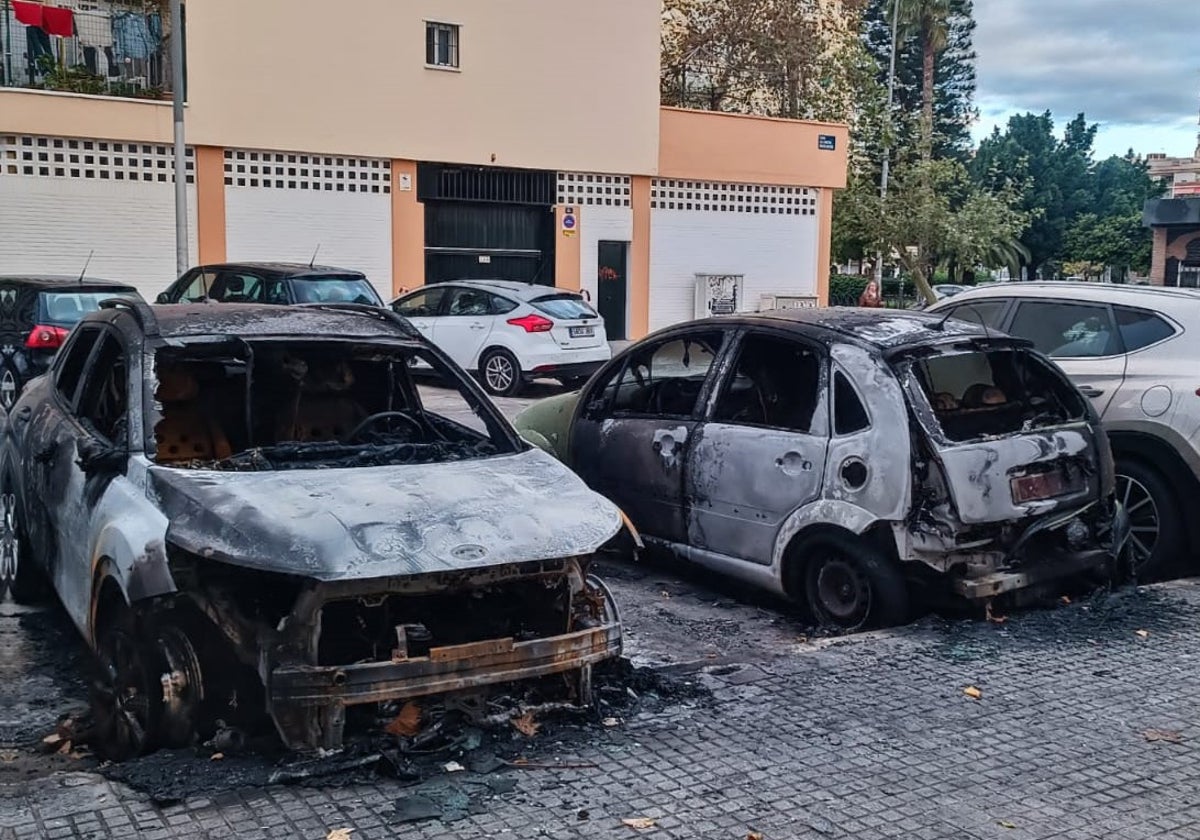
[148,449,623,581]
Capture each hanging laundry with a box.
[41,6,74,37]
[12,1,43,28]
[74,7,114,49]
[112,10,156,61]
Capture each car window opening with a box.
[608,332,724,416]
[714,335,820,433]
[152,341,512,470]
[289,276,381,306]
[908,349,1087,442]
[532,293,599,320]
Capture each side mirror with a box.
[155,292,170,304]
[77,435,126,476]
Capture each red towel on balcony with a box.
[42,6,75,37]
[12,1,43,27]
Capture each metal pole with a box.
[874,0,901,288]
[171,0,188,274]
[3,0,13,87]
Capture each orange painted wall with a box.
[555,206,582,291]
[391,160,424,296]
[194,146,227,264]
[658,107,848,189]
[816,188,834,305]
[630,176,652,338]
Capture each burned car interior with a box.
[152,340,513,470]
[906,347,1089,442]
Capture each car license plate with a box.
[1010,468,1077,504]
[569,326,594,338]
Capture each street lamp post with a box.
[875,0,901,291]
[171,0,188,275]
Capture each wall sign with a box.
[562,207,577,237]
[818,135,837,151]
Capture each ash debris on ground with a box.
[98,658,711,807]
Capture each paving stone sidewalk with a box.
[6,576,1200,840]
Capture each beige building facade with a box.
[1,0,848,339]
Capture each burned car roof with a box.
[92,302,420,341]
[690,308,1012,353]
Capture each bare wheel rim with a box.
[1117,474,1160,571]
[95,627,154,758]
[484,354,515,392]
[814,555,871,628]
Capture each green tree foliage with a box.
[837,158,1029,302]
[1063,155,1164,280]
[971,112,1097,280]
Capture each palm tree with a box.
[894,0,953,160]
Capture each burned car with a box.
[4,301,625,757]
[515,309,1130,631]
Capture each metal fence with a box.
[0,0,177,99]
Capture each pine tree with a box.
[863,0,977,162]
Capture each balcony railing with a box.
[0,0,179,100]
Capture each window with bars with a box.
[426,22,460,68]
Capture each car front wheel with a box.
[91,608,165,761]
[802,533,910,632]
[1116,458,1183,581]
[480,348,524,397]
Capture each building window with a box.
[426,22,460,68]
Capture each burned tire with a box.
[91,607,165,761]
[801,533,909,632]
[1116,458,1183,582]
[479,349,524,397]
[8,520,49,605]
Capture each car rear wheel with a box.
[802,533,909,632]
[1116,458,1183,581]
[480,348,524,397]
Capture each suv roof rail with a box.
[99,297,160,336]
[293,302,421,339]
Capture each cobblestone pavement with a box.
[5,383,1200,838]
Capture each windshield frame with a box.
[142,334,525,468]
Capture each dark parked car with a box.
[4,300,626,758]
[156,262,385,307]
[0,276,141,410]
[517,309,1130,631]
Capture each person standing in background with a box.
[859,280,883,308]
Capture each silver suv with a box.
[928,282,1200,578]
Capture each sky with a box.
[970,0,1200,160]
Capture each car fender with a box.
[473,332,522,371]
[87,473,173,638]
[770,499,882,571]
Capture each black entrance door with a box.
[597,241,629,341]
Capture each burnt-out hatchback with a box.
[516,309,1130,631]
[0,276,141,409]
[4,301,625,758]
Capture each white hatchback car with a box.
[391,280,611,396]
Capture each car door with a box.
[571,329,728,545]
[162,267,219,303]
[48,330,133,628]
[686,330,830,564]
[1004,299,1127,417]
[432,287,498,370]
[392,286,450,344]
[16,326,101,614]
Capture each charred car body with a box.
[516,309,1130,630]
[4,301,625,756]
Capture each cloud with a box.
[974,0,1199,144]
